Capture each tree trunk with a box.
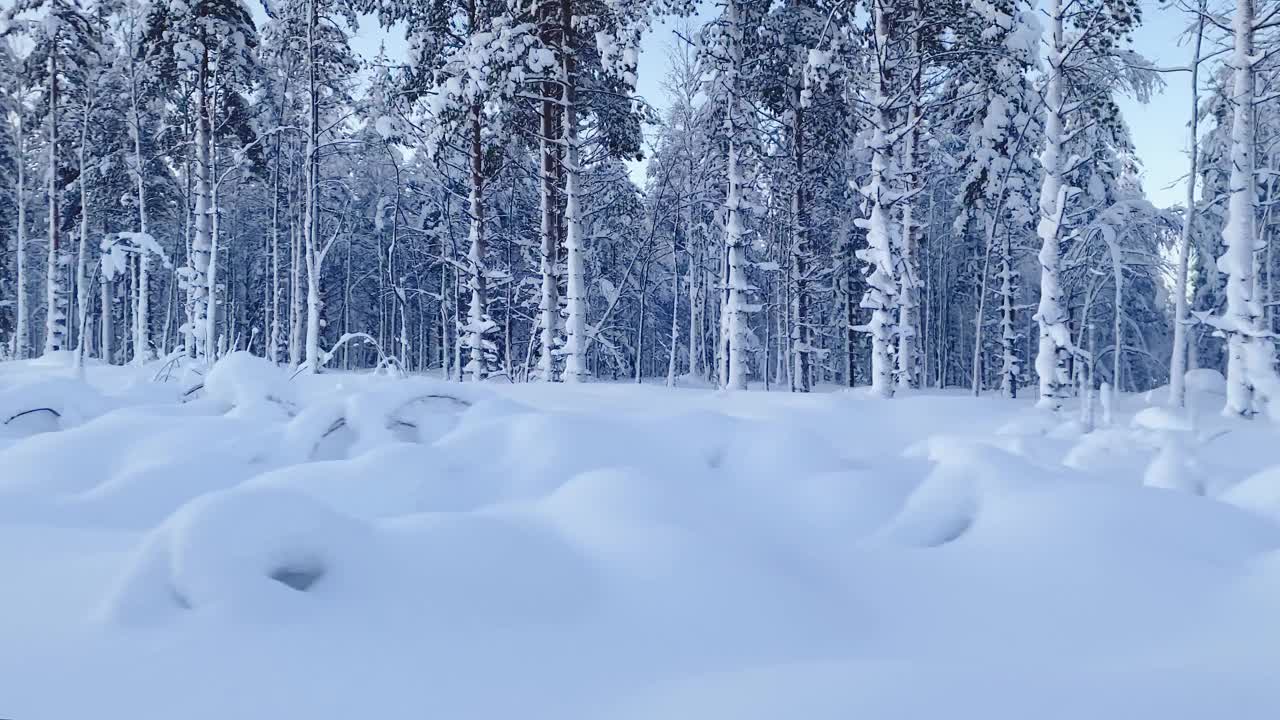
[13,110,29,359]
[560,0,588,382]
[895,0,923,391]
[858,0,900,398]
[190,45,213,363]
[75,111,92,357]
[789,41,811,392]
[1168,3,1205,407]
[44,50,68,354]
[464,99,490,380]
[268,111,284,364]
[719,0,750,391]
[1219,0,1275,416]
[130,66,152,365]
[535,0,562,382]
[1033,0,1072,409]
[302,0,324,372]
[998,226,1018,398]
[206,86,222,363]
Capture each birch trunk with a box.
[788,0,811,392]
[13,111,29,359]
[857,0,900,398]
[561,0,588,383]
[268,113,284,363]
[45,51,68,354]
[1219,0,1276,416]
[464,99,490,380]
[719,0,750,391]
[535,0,562,382]
[896,0,923,390]
[206,89,221,363]
[666,213,680,387]
[129,60,152,365]
[1168,2,1204,407]
[1033,0,1072,409]
[75,113,91,356]
[190,46,213,363]
[301,0,324,373]
[998,227,1018,398]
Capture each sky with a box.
[348,0,1201,209]
[1118,1,1202,209]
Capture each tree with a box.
[1033,0,1146,410]
[0,41,37,359]
[948,0,1042,398]
[4,0,103,355]
[145,0,261,364]
[702,0,763,390]
[1213,0,1279,416]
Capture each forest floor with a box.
[1,353,1279,719]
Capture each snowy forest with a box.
[0,0,1275,414]
[9,0,1280,714]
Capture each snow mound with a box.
[0,375,113,436]
[1131,405,1194,433]
[203,351,295,419]
[382,510,599,624]
[965,477,1280,561]
[1185,368,1227,395]
[276,378,503,462]
[5,369,1280,719]
[872,437,1048,548]
[1143,441,1206,495]
[1221,465,1280,523]
[102,486,378,623]
[0,407,277,528]
[1062,426,1155,477]
[246,442,451,519]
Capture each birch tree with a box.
[1214,0,1280,416]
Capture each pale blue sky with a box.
[347,0,1201,210]
[1118,1,1203,209]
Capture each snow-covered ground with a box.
[2,354,1279,719]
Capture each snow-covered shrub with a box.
[102,487,378,623]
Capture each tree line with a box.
[0,0,1278,416]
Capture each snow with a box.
[373,115,398,141]
[3,354,1280,718]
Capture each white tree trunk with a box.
[100,271,112,362]
[666,214,681,387]
[971,214,994,395]
[719,0,751,391]
[189,47,213,364]
[1033,0,1072,410]
[895,0,923,391]
[130,69,152,365]
[13,111,29,359]
[268,126,284,364]
[207,137,221,363]
[1168,3,1205,408]
[75,118,91,357]
[998,228,1018,398]
[44,51,68,354]
[561,10,588,384]
[464,101,490,381]
[687,199,701,380]
[1219,0,1277,416]
[788,17,811,393]
[535,36,561,382]
[856,0,900,398]
[302,0,323,373]
[289,189,303,366]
